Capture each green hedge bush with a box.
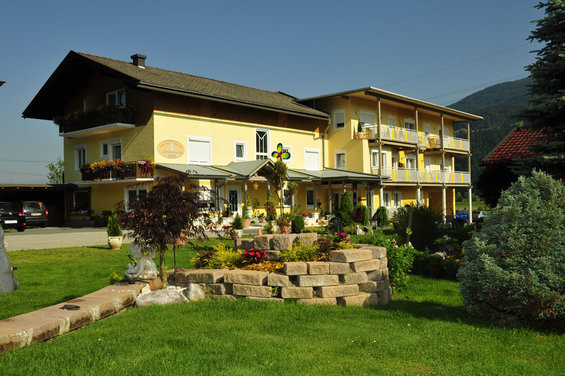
[392,205,442,252]
[339,192,354,226]
[291,214,305,233]
[458,171,565,325]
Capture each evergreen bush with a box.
[106,212,123,237]
[291,214,305,233]
[372,206,389,228]
[339,192,354,226]
[352,205,370,226]
[392,205,442,252]
[232,213,243,230]
[458,171,565,325]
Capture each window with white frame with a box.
[283,184,292,208]
[255,129,269,160]
[188,136,212,164]
[391,155,398,170]
[333,110,345,130]
[335,151,346,169]
[100,138,122,160]
[234,141,247,161]
[383,192,391,208]
[360,110,375,127]
[405,119,416,131]
[106,89,126,107]
[125,187,147,209]
[75,145,86,171]
[406,155,417,170]
[393,191,402,208]
[388,115,397,127]
[306,189,315,208]
[304,148,320,171]
[371,149,387,169]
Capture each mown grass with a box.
[0,239,231,320]
[1,276,563,375]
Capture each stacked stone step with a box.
[168,244,390,307]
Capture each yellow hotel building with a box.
[23,51,481,223]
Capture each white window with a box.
[443,126,450,137]
[75,145,86,171]
[304,148,320,171]
[425,156,432,171]
[100,138,122,160]
[405,119,416,130]
[306,189,315,208]
[234,141,247,161]
[443,158,452,172]
[371,149,387,169]
[393,191,402,208]
[388,115,397,127]
[406,155,417,170]
[106,89,126,107]
[188,136,212,165]
[333,110,345,130]
[360,110,375,127]
[383,192,391,208]
[125,187,147,210]
[255,129,269,160]
[392,155,398,170]
[335,151,346,169]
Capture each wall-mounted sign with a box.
[157,140,185,159]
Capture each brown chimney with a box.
[131,54,147,68]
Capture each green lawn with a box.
[0,239,230,320]
[1,244,563,375]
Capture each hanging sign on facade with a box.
[157,140,185,159]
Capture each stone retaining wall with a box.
[169,241,391,307]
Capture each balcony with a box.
[363,123,469,152]
[378,168,470,184]
[55,106,135,136]
[80,160,153,182]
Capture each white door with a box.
[425,157,432,171]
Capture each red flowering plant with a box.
[138,159,155,171]
[242,247,267,264]
[110,159,125,172]
[316,231,352,260]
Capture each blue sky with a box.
[0,0,542,183]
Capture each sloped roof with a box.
[23,51,328,120]
[157,163,233,179]
[484,126,547,164]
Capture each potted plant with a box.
[357,121,365,139]
[107,211,123,250]
[241,205,252,229]
[275,214,291,234]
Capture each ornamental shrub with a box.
[352,205,370,226]
[393,205,442,252]
[232,213,243,230]
[106,211,123,237]
[279,241,320,262]
[205,243,243,269]
[458,171,565,325]
[291,214,305,233]
[372,206,389,228]
[387,244,415,292]
[339,192,354,226]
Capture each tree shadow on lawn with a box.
[381,299,565,334]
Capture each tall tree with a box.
[520,0,565,178]
[46,157,64,184]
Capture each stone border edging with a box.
[0,282,146,354]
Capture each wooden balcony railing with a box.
[81,161,153,181]
[55,105,135,134]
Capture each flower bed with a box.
[168,234,391,307]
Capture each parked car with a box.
[472,210,488,222]
[22,201,48,228]
[0,201,26,232]
[455,209,469,222]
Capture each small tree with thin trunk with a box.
[117,176,208,287]
[270,160,288,215]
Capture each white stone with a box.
[182,283,205,301]
[135,287,188,307]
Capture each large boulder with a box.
[135,287,188,307]
[0,227,19,295]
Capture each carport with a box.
[0,184,75,226]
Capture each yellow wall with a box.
[153,111,323,169]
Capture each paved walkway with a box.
[0,281,146,354]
